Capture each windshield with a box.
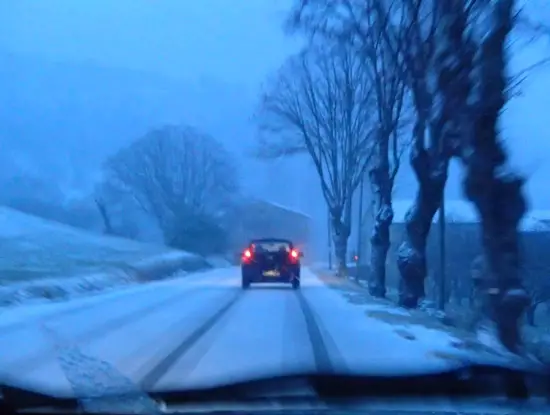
[251,240,291,252]
[2,0,550,412]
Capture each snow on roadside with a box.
[0,266,237,328]
[0,251,212,308]
[203,256,233,268]
[0,207,214,308]
[301,269,477,373]
[307,266,527,366]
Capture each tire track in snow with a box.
[137,282,340,389]
[296,290,336,373]
[0,271,226,334]
[3,284,220,373]
[139,292,243,389]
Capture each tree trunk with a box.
[368,136,393,298]
[331,197,353,277]
[396,172,447,307]
[397,0,470,309]
[396,116,450,308]
[332,220,350,278]
[95,199,113,235]
[369,217,391,297]
[464,159,529,352]
[462,0,529,354]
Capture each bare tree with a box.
[505,2,550,100]
[286,0,410,295]
[459,0,529,353]
[346,1,410,297]
[290,0,432,305]
[287,0,531,354]
[93,179,141,239]
[516,1,550,41]
[256,44,376,276]
[366,0,487,308]
[94,197,113,235]
[410,0,529,352]
[361,0,452,308]
[101,125,239,245]
[286,0,536,313]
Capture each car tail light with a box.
[290,249,299,260]
[242,248,252,262]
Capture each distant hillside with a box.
[0,51,256,191]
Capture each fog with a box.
[2,0,550,258]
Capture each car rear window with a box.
[251,241,291,252]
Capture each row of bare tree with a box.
[255,0,543,352]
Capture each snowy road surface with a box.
[0,267,477,397]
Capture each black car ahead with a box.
[240,238,302,289]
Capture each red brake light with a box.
[290,249,299,259]
[243,249,252,260]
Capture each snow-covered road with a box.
[0,267,478,397]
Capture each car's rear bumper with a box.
[247,274,296,283]
[242,265,300,283]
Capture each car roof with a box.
[250,238,293,245]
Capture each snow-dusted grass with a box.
[309,266,517,359]
[0,207,211,306]
[303,268,539,373]
[0,208,174,282]
[312,265,550,367]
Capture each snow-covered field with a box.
[0,207,212,307]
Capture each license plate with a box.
[263,270,280,277]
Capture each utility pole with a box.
[437,126,447,312]
[357,175,365,265]
[438,196,446,311]
[327,209,332,270]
